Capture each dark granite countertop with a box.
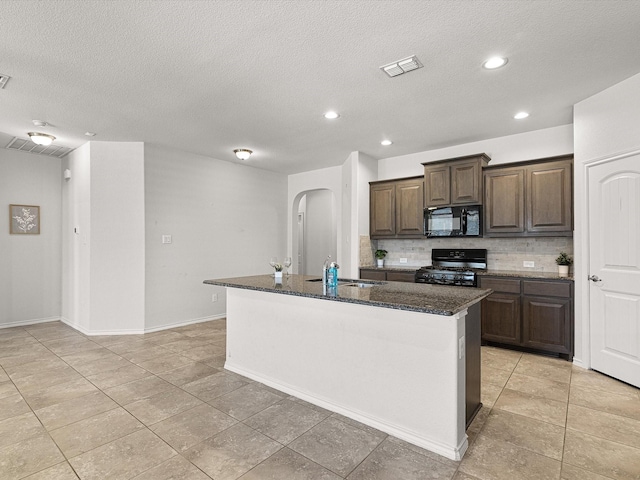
[480,270,574,281]
[204,274,492,316]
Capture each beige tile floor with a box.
[1,320,639,479]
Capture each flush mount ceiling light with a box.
[0,74,11,89]
[28,132,56,146]
[233,148,253,160]
[324,111,339,119]
[514,111,530,120]
[482,56,508,69]
[380,55,423,78]
[381,140,393,146]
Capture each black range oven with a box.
[415,248,487,287]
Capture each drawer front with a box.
[360,269,386,281]
[479,277,521,294]
[386,271,417,283]
[523,280,572,298]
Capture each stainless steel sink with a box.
[342,282,377,288]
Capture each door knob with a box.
[588,275,601,283]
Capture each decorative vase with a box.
[376,259,384,268]
[274,271,283,280]
[558,265,569,277]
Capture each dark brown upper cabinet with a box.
[484,155,573,237]
[370,176,424,239]
[423,153,491,207]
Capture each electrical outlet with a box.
[162,235,172,244]
[458,337,465,359]
[399,258,408,264]
[211,293,218,302]
[523,261,535,268]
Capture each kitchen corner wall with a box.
[367,236,573,273]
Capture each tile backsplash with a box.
[360,235,574,273]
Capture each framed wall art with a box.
[10,204,40,234]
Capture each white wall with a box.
[573,71,640,367]
[378,125,574,179]
[0,148,62,328]
[62,142,146,334]
[62,143,91,331]
[288,164,344,273]
[90,142,146,333]
[301,190,336,276]
[144,144,288,331]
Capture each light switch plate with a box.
[523,261,535,268]
[399,258,408,264]
[162,235,172,244]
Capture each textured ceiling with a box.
[1,0,640,174]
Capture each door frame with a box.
[580,147,640,371]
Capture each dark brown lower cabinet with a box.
[479,275,573,360]
[522,296,572,355]
[360,269,416,282]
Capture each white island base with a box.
[224,287,471,460]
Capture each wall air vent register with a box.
[6,137,74,158]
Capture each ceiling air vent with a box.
[0,74,10,89]
[380,55,423,78]
[6,137,74,158]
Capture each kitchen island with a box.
[203,274,491,460]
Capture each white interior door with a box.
[588,152,640,387]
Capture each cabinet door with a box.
[526,160,573,234]
[370,183,395,237]
[360,269,386,281]
[451,160,482,204]
[522,296,572,354]
[481,293,521,345]
[424,164,450,207]
[484,168,525,235]
[386,271,416,282]
[395,179,424,236]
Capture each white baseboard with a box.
[143,314,226,333]
[0,317,61,329]
[572,357,586,369]
[58,314,226,336]
[60,317,145,336]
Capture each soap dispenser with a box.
[327,262,339,288]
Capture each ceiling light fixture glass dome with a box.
[381,140,393,146]
[324,111,339,119]
[28,132,56,146]
[513,111,530,120]
[233,149,253,160]
[482,56,508,69]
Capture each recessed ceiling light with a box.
[381,140,393,146]
[482,56,508,69]
[324,111,339,119]
[85,132,96,137]
[514,111,529,120]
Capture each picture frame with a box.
[10,204,40,234]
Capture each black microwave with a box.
[424,205,482,237]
